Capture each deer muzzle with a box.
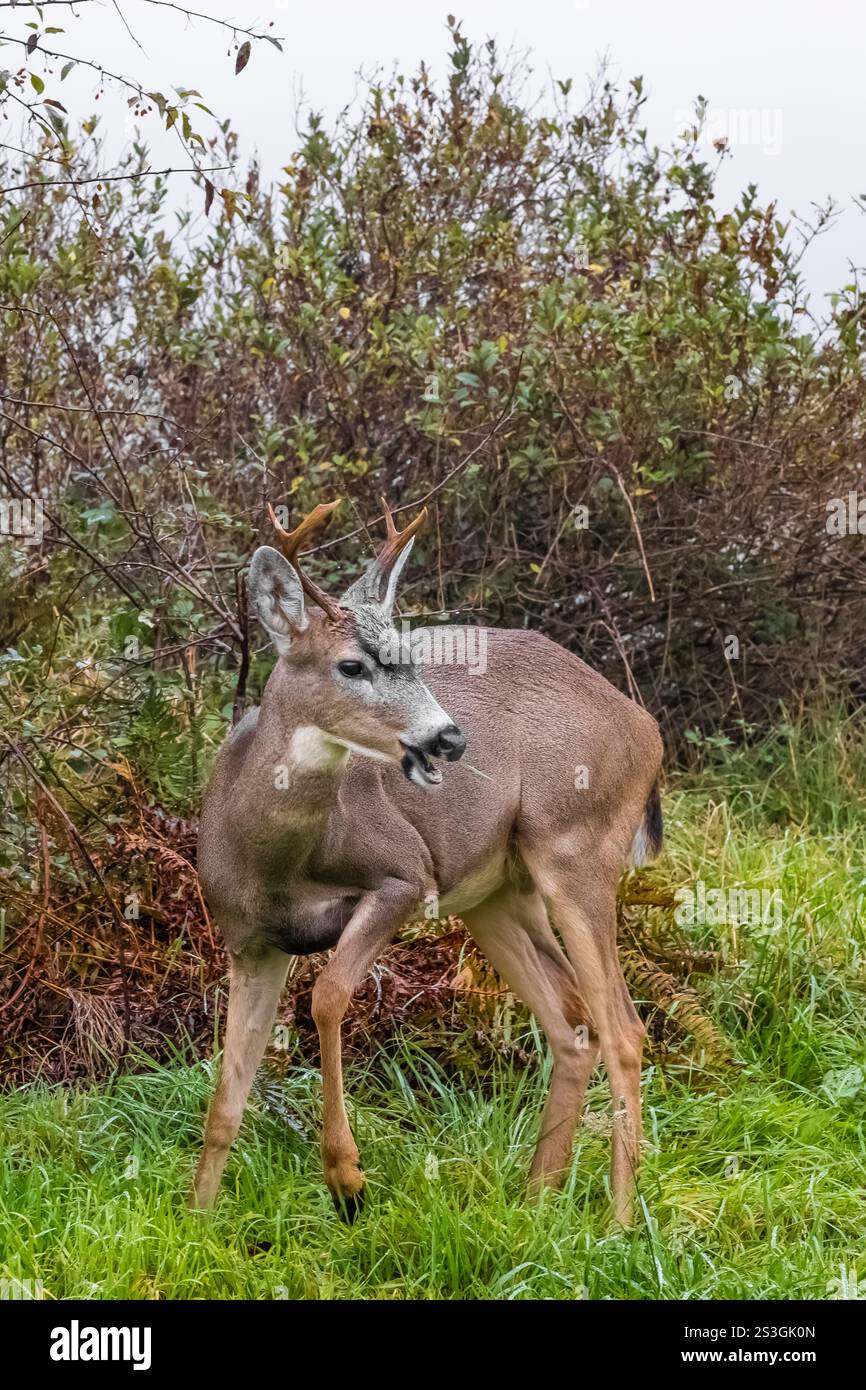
[399,723,467,787]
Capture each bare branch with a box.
[1,163,228,194]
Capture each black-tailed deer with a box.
[192,501,663,1223]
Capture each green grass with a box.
[2,710,866,1299]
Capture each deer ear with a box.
[377,534,415,614]
[249,546,307,653]
[341,534,416,614]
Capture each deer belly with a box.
[263,894,359,955]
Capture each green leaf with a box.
[30,73,45,95]
[109,610,140,642]
[82,501,115,526]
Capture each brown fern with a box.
[619,945,733,1065]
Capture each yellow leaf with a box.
[338,306,350,320]
[588,262,606,274]
[106,758,135,782]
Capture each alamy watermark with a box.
[675,880,782,928]
[827,1265,866,1300]
[674,106,783,157]
[0,495,44,545]
[825,492,866,536]
[378,620,488,675]
[49,1320,151,1371]
[1,1277,44,1299]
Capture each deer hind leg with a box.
[190,944,289,1210]
[524,850,645,1226]
[311,879,418,1217]
[462,887,600,1195]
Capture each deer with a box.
[191,500,663,1225]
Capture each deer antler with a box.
[267,500,344,622]
[377,496,428,572]
[336,496,429,610]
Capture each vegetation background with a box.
[1,8,865,1299]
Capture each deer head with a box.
[247,500,466,785]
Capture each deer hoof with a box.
[324,1154,365,1220]
[332,1186,365,1223]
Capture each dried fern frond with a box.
[619,945,733,1065]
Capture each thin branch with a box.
[310,356,524,556]
[112,0,145,52]
[0,391,180,425]
[0,34,153,98]
[610,463,657,604]
[0,460,145,605]
[141,1,282,44]
[1,164,228,194]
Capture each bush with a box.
[2,23,865,1077]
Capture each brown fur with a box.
[191,536,663,1224]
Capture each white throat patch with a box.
[288,725,350,772]
[288,725,395,771]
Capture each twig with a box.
[311,359,524,556]
[0,391,180,424]
[1,165,228,194]
[610,463,656,604]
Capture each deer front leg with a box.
[190,944,289,1210]
[311,878,419,1217]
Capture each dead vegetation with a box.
[0,792,732,1087]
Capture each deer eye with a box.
[337,660,365,678]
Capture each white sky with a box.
[10,0,866,310]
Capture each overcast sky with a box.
[18,0,866,312]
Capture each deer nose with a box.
[428,724,467,762]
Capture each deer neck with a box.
[230,684,350,875]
